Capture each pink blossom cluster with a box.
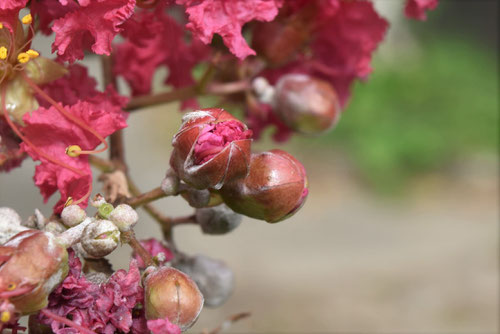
[0,0,438,332]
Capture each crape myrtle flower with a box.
[176,0,283,59]
[220,149,308,223]
[113,4,209,110]
[170,108,252,190]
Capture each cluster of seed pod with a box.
[170,108,309,223]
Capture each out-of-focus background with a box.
[1,1,498,333]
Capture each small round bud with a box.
[181,188,211,208]
[60,205,86,227]
[144,266,204,331]
[81,220,120,258]
[195,204,242,235]
[175,255,234,307]
[273,74,341,134]
[109,204,138,232]
[220,150,308,223]
[98,203,114,219]
[0,207,21,225]
[160,169,180,195]
[43,221,66,234]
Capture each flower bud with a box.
[160,169,180,196]
[175,255,234,307]
[60,205,86,227]
[220,150,308,223]
[273,74,341,134]
[81,220,120,258]
[43,221,66,235]
[170,108,252,190]
[109,204,138,232]
[0,230,68,315]
[195,204,242,235]
[144,266,204,331]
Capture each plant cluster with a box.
[0,0,437,333]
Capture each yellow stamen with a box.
[0,46,7,60]
[0,23,3,30]
[17,52,30,63]
[66,145,82,157]
[1,311,11,323]
[65,197,74,207]
[6,283,16,291]
[21,14,32,25]
[26,49,39,58]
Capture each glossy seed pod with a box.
[144,266,204,331]
[273,74,341,134]
[170,108,252,190]
[220,149,308,223]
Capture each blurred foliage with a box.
[304,37,497,192]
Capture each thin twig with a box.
[88,155,115,173]
[127,187,166,208]
[121,230,154,267]
[125,80,250,112]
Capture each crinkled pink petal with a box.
[194,120,252,164]
[176,0,283,59]
[30,0,80,35]
[134,239,174,269]
[52,0,136,63]
[0,0,28,10]
[405,0,438,20]
[147,317,181,334]
[114,7,209,98]
[39,64,99,108]
[21,88,128,212]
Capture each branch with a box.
[125,80,250,112]
[127,187,166,208]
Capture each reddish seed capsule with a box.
[274,74,341,134]
[220,149,308,223]
[170,108,252,190]
[144,266,204,331]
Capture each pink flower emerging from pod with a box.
[0,230,68,321]
[273,74,341,134]
[144,266,203,331]
[170,108,252,189]
[220,149,308,223]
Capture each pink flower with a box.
[38,64,99,108]
[147,317,181,334]
[176,0,283,59]
[51,0,136,63]
[0,0,28,10]
[133,239,174,269]
[245,103,292,143]
[405,0,439,20]
[113,6,209,99]
[30,0,80,35]
[0,118,26,172]
[40,252,145,334]
[21,88,128,213]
